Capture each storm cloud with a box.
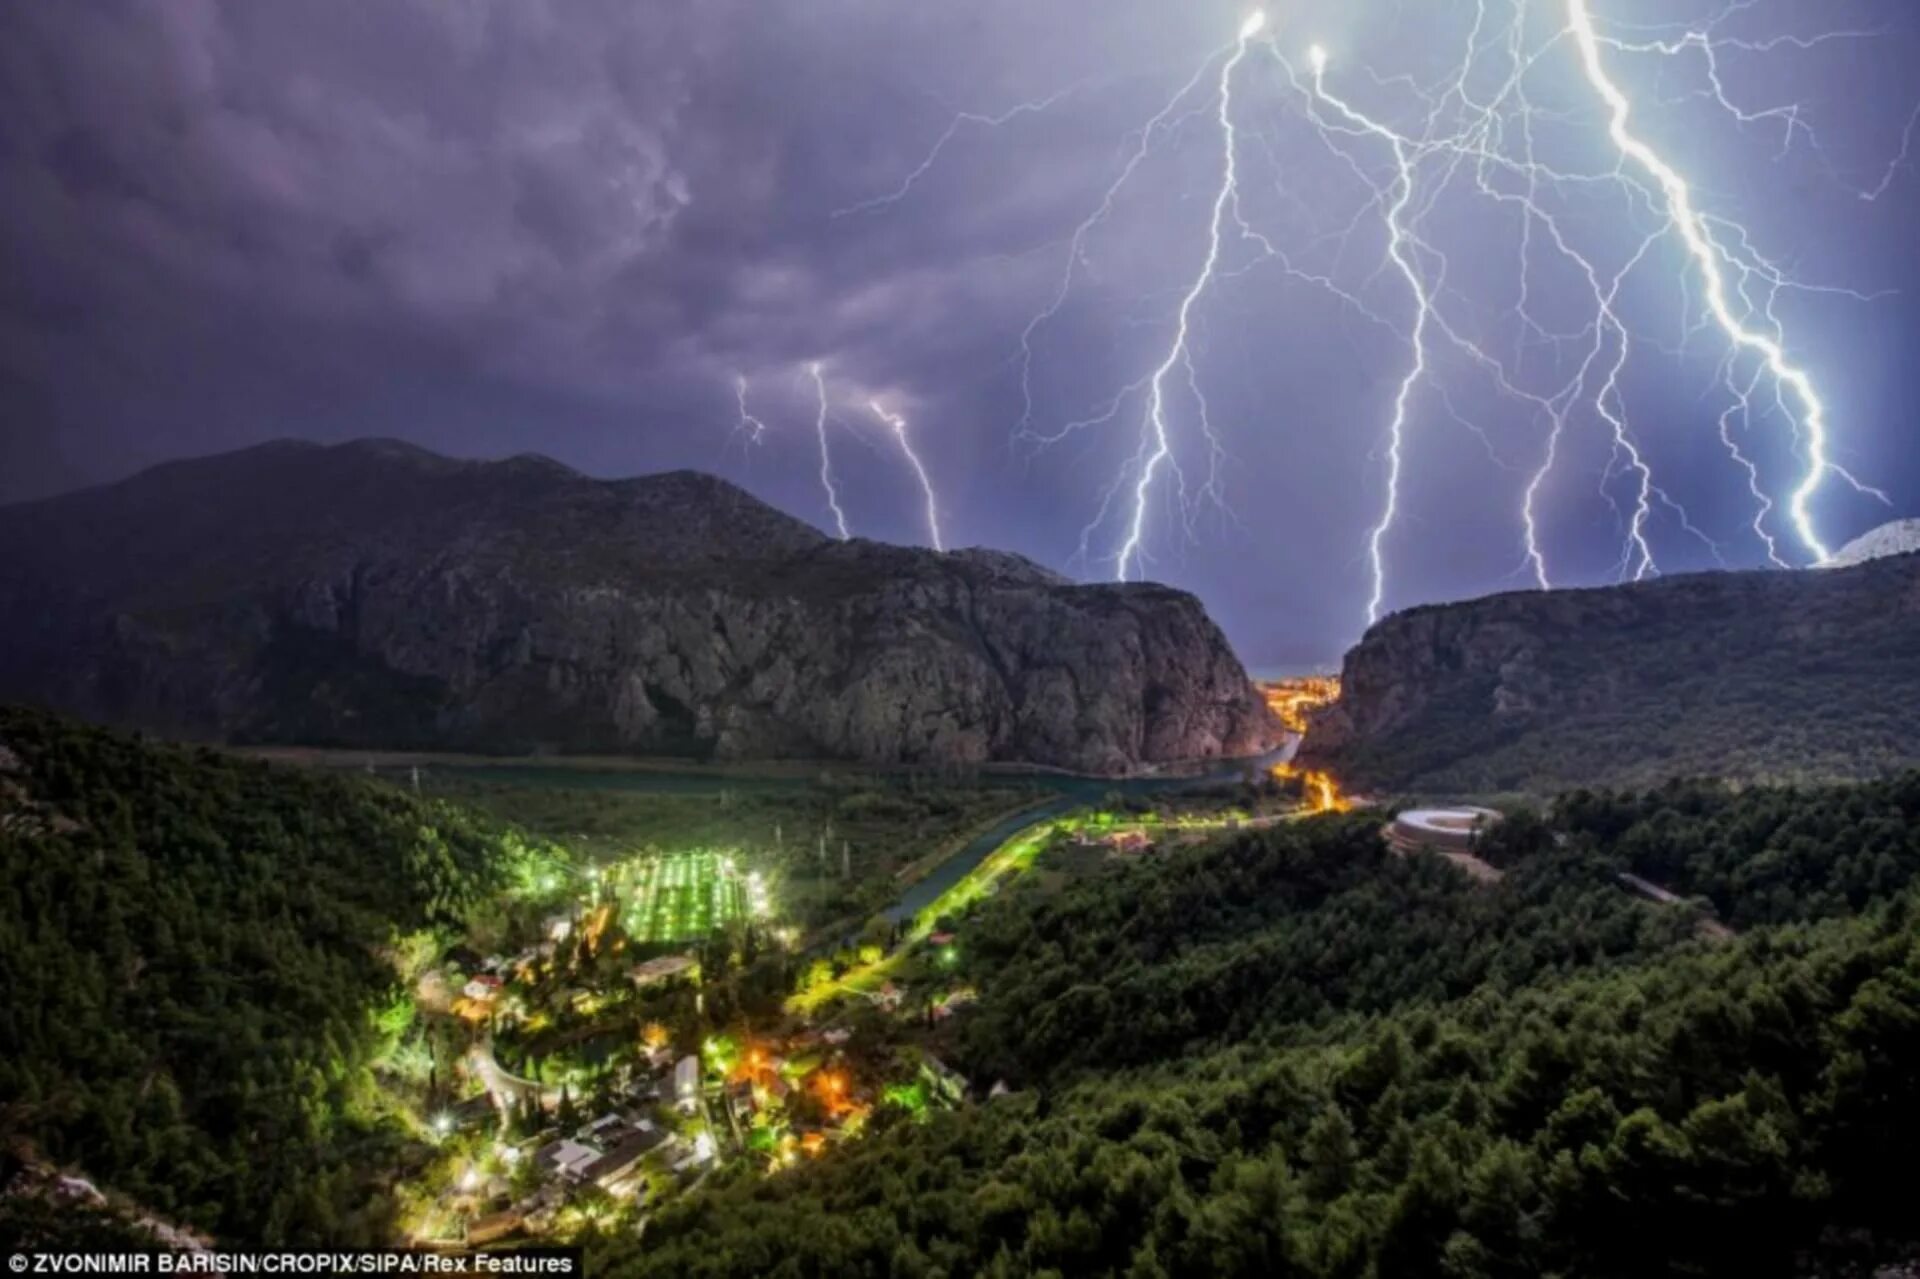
[4,0,1919,665]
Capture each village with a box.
[385,770,1325,1248]
[389,843,991,1246]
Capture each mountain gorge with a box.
[0,440,1274,774]
[1304,551,1920,794]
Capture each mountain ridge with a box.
[1303,553,1920,793]
[0,438,1274,773]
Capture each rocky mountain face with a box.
[1829,518,1920,567]
[0,440,1274,774]
[1302,553,1920,794]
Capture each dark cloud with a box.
[3,0,1918,665]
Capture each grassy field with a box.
[621,850,748,943]
[419,771,1042,931]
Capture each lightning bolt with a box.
[1861,100,1920,201]
[1276,0,1886,608]
[1717,358,1789,568]
[831,1,1899,636]
[1565,0,1838,562]
[1304,44,1431,625]
[1109,11,1266,583]
[809,362,851,540]
[731,374,768,445]
[869,400,946,551]
[1015,60,1224,438]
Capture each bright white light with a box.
[810,363,852,540]
[1307,52,1428,625]
[1565,0,1841,563]
[1113,16,1262,581]
[870,400,947,552]
[831,0,1888,627]
[732,375,768,444]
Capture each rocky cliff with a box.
[1829,518,1920,567]
[1302,553,1920,794]
[0,439,1275,773]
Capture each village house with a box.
[581,1127,668,1196]
[533,1138,601,1182]
[466,1209,523,1246]
[673,1054,702,1112]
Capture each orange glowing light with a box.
[1259,675,1342,734]
[581,902,614,953]
[1272,762,1348,814]
[815,1070,852,1115]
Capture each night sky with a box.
[4,0,1919,669]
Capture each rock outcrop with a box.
[1302,551,1920,794]
[0,439,1275,774]
[1828,518,1920,567]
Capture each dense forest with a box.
[607,775,1920,1277]
[1551,774,1920,928]
[7,703,1920,1272]
[947,817,1693,1084]
[0,708,516,1242]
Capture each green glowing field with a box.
[625,850,748,943]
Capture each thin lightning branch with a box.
[1718,357,1789,567]
[1861,101,1920,200]
[1525,227,1663,588]
[1016,58,1223,437]
[1306,44,1431,625]
[809,363,851,540]
[869,400,946,551]
[732,375,768,445]
[1592,320,1658,581]
[832,85,1086,219]
[1594,26,1881,158]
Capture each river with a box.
[879,743,1296,924]
[391,741,1296,930]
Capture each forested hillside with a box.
[8,702,1919,1271]
[1552,774,1920,928]
[948,816,1692,1085]
[0,708,516,1243]
[607,776,1920,1277]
